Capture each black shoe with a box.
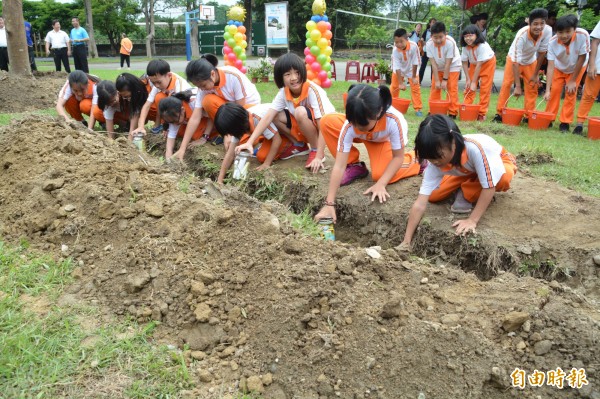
[559,123,570,133]
[572,125,583,135]
[81,120,87,127]
[492,114,502,123]
[522,117,528,124]
[448,114,457,120]
[548,122,553,128]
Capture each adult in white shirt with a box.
[0,16,8,72]
[45,19,71,73]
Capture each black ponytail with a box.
[96,80,117,111]
[346,84,391,127]
[414,114,464,166]
[172,89,195,103]
[201,53,219,67]
[214,102,250,139]
[186,58,216,82]
[158,96,183,121]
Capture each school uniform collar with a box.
[216,68,226,89]
[559,32,577,55]
[435,37,447,58]
[439,148,470,173]
[468,44,479,61]
[353,115,387,140]
[400,42,411,61]
[527,28,541,46]
[285,81,309,106]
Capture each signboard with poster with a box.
[265,2,289,52]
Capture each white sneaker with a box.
[127,67,131,70]
[117,67,122,70]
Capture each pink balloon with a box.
[223,46,232,54]
[326,22,332,31]
[240,66,247,74]
[227,53,237,61]
[235,59,243,68]
[322,78,332,88]
[311,62,321,72]
[318,70,328,80]
[304,47,311,56]
[305,54,315,64]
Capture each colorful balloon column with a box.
[223,6,248,74]
[304,0,333,88]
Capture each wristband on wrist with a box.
[324,200,336,207]
[442,77,448,81]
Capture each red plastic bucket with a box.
[459,103,480,121]
[392,98,411,113]
[501,95,525,126]
[527,110,555,130]
[588,117,600,140]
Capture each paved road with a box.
[40,56,507,89]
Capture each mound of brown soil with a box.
[0,71,66,113]
[0,116,599,398]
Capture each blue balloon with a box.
[311,15,321,22]
[237,21,243,26]
[322,15,329,22]
[227,20,234,25]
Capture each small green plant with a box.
[177,173,195,193]
[286,208,321,238]
[128,185,138,203]
[374,59,392,80]
[255,57,274,79]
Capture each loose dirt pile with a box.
[1,116,599,398]
[0,71,66,113]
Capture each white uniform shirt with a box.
[195,66,261,109]
[271,81,335,120]
[508,25,553,65]
[59,79,95,102]
[337,106,408,153]
[548,28,590,74]
[147,72,191,103]
[0,27,7,47]
[425,36,462,72]
[248,104,279,140]
[167,99,197,139]
[45,29,70,49]
[392,42,421,76]
[419,134,507,196]
[461,42,495,64]
[591,21,600,74]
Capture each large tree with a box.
[3,0,31,76]
[83,0,98,58]
[90,0,140,54]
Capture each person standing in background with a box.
[419,18,437,84]
[45,20,71,72]
[24,21,37,71]
[119,33,132,70]
[0,16,8,72]
[409,23,422,44]
[70,17,89,73]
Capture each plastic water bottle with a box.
[233,150,251,180]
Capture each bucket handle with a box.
[534,98,547,111]
[503,94,523,109]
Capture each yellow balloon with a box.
[318,38,328,48]
[310,29,321,42]
[324,46,332,56]
[306,21,317,32]
[234,32,243,41]
[228,25,238,35]
[312,0,326,16]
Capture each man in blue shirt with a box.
[70,17,89,72]
[24,21,37,71]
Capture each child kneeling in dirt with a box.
[314,84,423,223]
[214,102,283,184]
[56,70,101,129]
[400,114,518,248]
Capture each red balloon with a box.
[223,46,232,54]
[318,70,328,80]
[322,78,332,88]
[305,54,315,64]
[227,53,237,61]
[235,59,243,68]
[326,22,332,31]
[311,62,321,72]
[241,66,247,74]
[304,47,311,56]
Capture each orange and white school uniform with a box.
[165,97,209,142]
[461,42,496,117]
[577,21,600,124]
[58,78,96,121]
[228,103,284,163]
[421,134,517,203]
[497,25,553,115]
[195,66,261,122]
[91,85,130,125]
[425,36,462,116]
[320,108,420,183]
[140,74,158,122]
[270,80,335,143]
[147,72,191,110]
[390,42,423,112]
[545,28,590,124]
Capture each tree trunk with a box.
[3,0,31,76]
[84,0,99,58]
[244,0,252,56]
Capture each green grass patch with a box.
[0,241,193,398]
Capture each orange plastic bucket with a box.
[392,98,411,113]
[588,117,600,140]
[527,110,555,130]
[459,103,480,121]
[429,99,450,114]
[501,95,525,126]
